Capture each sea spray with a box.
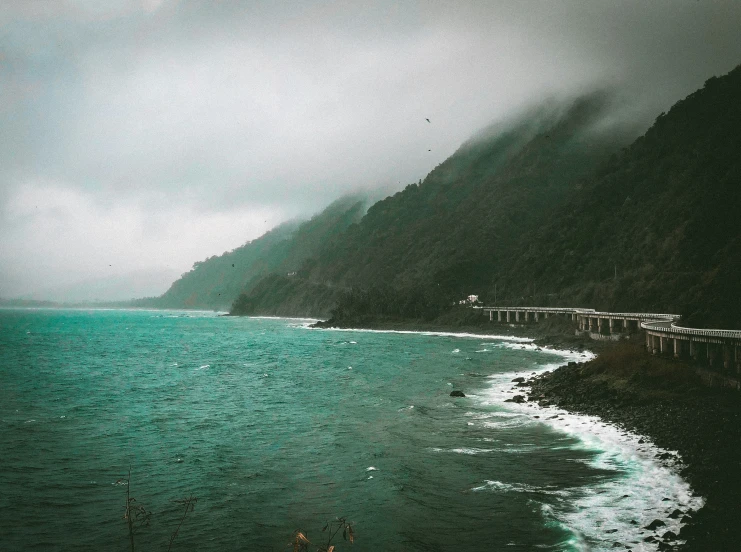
[477,344,703,551]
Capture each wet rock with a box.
[645,519,666,530]
[512,377,525,383]
[668,509,683,519]
[605,528,618,533]
[662,531,677,541]
[643,535,656,542]
[449,390,466,397]
[504,395,526,403]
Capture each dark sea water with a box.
[0,309,701,551]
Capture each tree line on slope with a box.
[233,65,741,329]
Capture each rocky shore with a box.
[314,314,740,550]
[525,340,741,552]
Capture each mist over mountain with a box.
[230,90,639,318]
[140,196,367,311]
[22,268,181,304]
[231,65,741,328]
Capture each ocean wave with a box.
[475,346,703,551]
[309,326,533,342]
[431,447,496,455]
[472,480,569,496]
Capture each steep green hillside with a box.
[500,65,741,327]
[234,64,741,327]
[147,196,366,310]
[232,92,637,316]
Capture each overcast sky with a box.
[1,0,740,300]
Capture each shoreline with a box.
[524,342,741,552]
[310,318,724,551]
[479,344,702,551]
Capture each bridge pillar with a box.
[498,310,502,322]
[689,340,696,359]
[534,312,540,322]
[673,338,681,358]
[608,318,614,334]
[506,311,510,323]
[515,311,520,323]
[646,332,651,350]
[659,336,666,354]
[623,318,629,333]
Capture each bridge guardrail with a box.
[642,320,741,340]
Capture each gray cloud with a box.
[1,0,740,298]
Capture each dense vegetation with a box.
[231,65,741,329]
[136,196,366,311]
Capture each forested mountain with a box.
[232,64,741,328]
[500,65,741,328]
[231,91,640,319]
[141,196,366,310]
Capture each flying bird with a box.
[425,118,430,123]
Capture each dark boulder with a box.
[662,531,677,541]
[668,509,683,519]
[450,390,466,397]
[512,377,525,383]
[504,395,526,403]
[645,519,666,530]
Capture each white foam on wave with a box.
[310,326,533,343]
[432,447,496,455]
[196,364,210,370]
[475,346,703,551]
[452,348,461,353]
[250,315,320,322]
[472,480,570,496]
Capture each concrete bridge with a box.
[479,306,741,375]
[480,306,676,338]
[642,319,741,373]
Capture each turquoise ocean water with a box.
[0,309,699,551]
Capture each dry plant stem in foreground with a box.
[291,517,355,552]
[122,467,152,552]
[167,495,198,552]
[121,466,197,552]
